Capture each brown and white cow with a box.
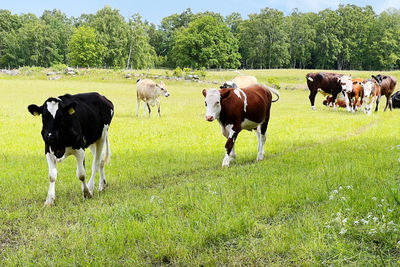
[136,79,170,117]
[348,78,364,112]
[371,74,397,112]
[361,79,380,115]
[306,72,344,110]
[202,84,280,167]
[221,75,258,89]
[323,94,347,108]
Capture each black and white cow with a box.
[28,92,114,206]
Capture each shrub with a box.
[173,67,183,77]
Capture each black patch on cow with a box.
[28,92,114,158]
[392,91,400,108]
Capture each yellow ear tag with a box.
[68,108,75,115]
[33,111,39,116]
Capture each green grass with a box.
[1,69,400,265]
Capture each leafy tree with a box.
[285,10,316,69]
[314,9,342,69]
[68,25,105,67]
[238,8,289,68]
[126,14,156,69]
[89,6,129,68]
[225,12,243,35]
[169,16,240,68]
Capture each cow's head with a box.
[28,98,78,157]
[338,75,353,94]
[156,81,170,97]
[220,81,238,89]
[372,74,384,86]
[202,88,230,121]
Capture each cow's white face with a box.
[339,75,353,93]
[362,80,374,99]
[156,81,170,97]
[203,89,221,121]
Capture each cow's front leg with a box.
[221,123,236,160]
[332,93,338,110]
[345,92,351,112]
[45,153,57,206]
[222,124,240,167]
[73,148,92,199]
[157,99,161,117]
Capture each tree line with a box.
[1,5,400,70]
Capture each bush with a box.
[194,67,207,78]
[173,67,183,77]
[50,64,67,72]
[267,77,281,89]
[183,67,192,74]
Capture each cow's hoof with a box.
[44,199,54,207]
[222,163,230,168]
[257,154,264,161]
[311,106,316,111]
[83,188,93,199]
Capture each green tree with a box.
[314,9,342,69]
[89,6,129,67]
[238,8,289,68]
[126,14,156,69]
[169,16,240,68]
[68,25,105,67]
[286,10,316,69]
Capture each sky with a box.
[2,0,400,24]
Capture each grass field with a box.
[1,69,400,265]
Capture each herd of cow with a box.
[306,72,398,115]
[27,72,396,205]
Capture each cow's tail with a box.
[104,130,111,164]
[263,84,280,103]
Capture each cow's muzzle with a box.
[165,92,170,97]
[205,115,214,121]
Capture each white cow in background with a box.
[136,79,170,117]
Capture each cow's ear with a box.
[202,89,207,97]
[372,75,376,80]
[28,104,42,116]
[220,89,230,99]
[63,102,77,115]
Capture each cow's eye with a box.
[216,101,220,106]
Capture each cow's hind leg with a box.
[256,118,269,161]
[157,100,161,117]
[73,148,92,199]
[384,95,392,111]
[98,128,110,192]
[45,153,57,206]
[87,139,105,196]
[147,103,151,118]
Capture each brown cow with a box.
[323,95,347,108]
[371,74,397,112]
[306,72,344,110]
[202,84,279,167]
[347,78,364,112]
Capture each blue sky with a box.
[2,0,400,24]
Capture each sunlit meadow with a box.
[0,69,400,265]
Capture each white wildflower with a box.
[354,220,359,225]
[333,190,338,194]
[346,185,352,189]
[378,204,382,208]
[372,197,377,201]
[341,197,346,201]
[339,228,347,235]
[329,195,334,200]
[373,217,378,222]
[361,219,369,225]
[342,218,348,224]
[381,199,385,202]
[388,209,393,213]
[388,221,395,226]
[339,186,343,191]
[369,228,377,234]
